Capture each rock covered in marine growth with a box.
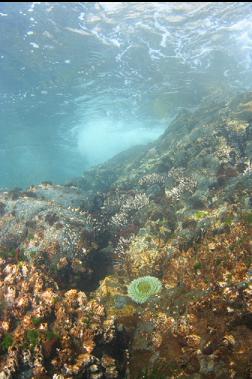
[0,93,252,378]
[0,259,125,378]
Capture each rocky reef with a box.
[0,93,252,378]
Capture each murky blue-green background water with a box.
[1,2,252,189]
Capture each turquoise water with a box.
[1,2,252,188]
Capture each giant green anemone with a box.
[127,276,162,304]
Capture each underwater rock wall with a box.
[0,94,252,378]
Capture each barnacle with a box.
[127,276,162,304]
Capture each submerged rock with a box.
[1,93,252,377]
